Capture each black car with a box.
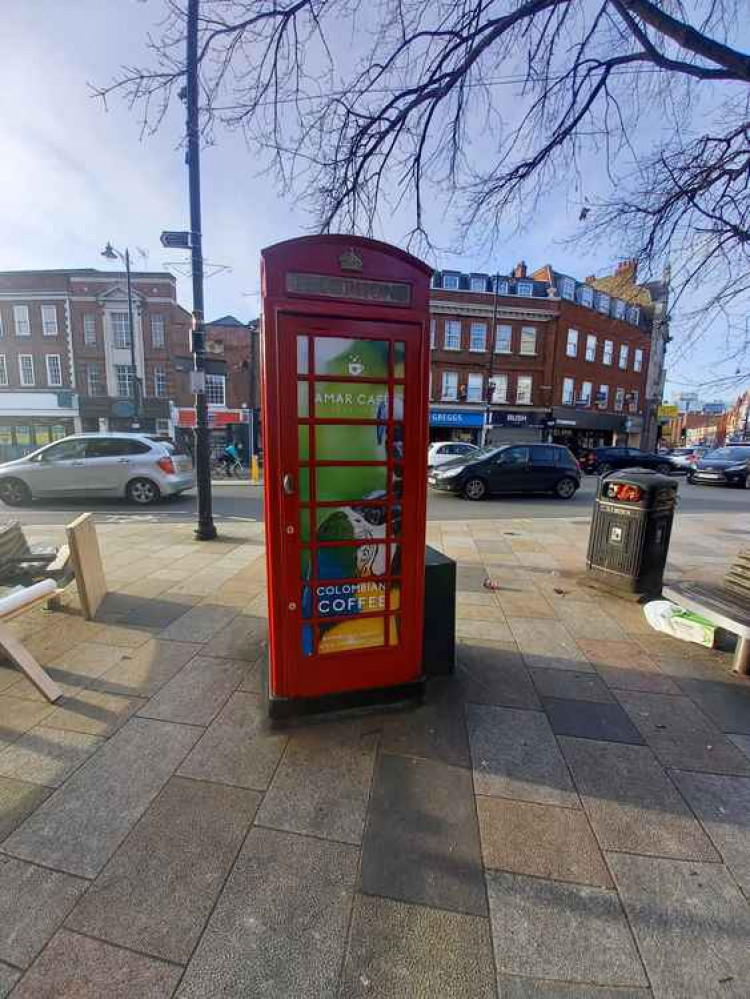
[428,443,580,500]
[687,445,750,487]
[580,447,675,476]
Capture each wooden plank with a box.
[66,514,107,620]
[0,624,62,702]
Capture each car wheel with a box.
[463,477,487,501]
[0,478,31,507]
[656,463,672,475]
[126,478,161,505]
[598,463,613,476]
[555,477,577,500]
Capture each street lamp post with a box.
[101,242,141,428]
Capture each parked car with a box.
[579,447,676,476]
[687,445,750,488]
[668,446,710,473]
[0,433,195,507]
[427,441,479,468]
[428,443,580,500]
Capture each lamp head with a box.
[101,242,117,260]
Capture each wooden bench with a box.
[663,549,750,674]
[0,580,63,702]
[0,521,68,584]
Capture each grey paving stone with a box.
[138,654,245,727]
[11,929,182,999]
[456,564,489,592]
[0,696,54,749]
[0,856,87,968]
[379,683,470,768]
[729,733,750,760]
[670,769,750,894]
[38,689,146,737]
[256,718,378,843]
[178,826,358,999]
[544,698,645,745]
[3,717,200,878]
[610,853,750,998]
[178,691,287,790]
[478,796,612,887]
[508,619,590,671]
[0,667,20,693]
[467,703,579,808]
[457,642,541,709]
[497,978,651,998]
[362,754,486,915]
[674,678,750,735]
[339,894,496,999]
[202,613,267,661]
[0,962,19,999]
[0,778,52,845]
[532,669,614,704]
[95,638,201,697]
[560,738,718,860]
[487,871,647,988]
[158,602,239,642]
[616,691,750,774]
[66,776,259,964]
[0,727,105,787]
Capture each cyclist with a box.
[221,440,242,475]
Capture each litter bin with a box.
[423,545,456,675]
[586,469,678,595]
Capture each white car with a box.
[427,441,479,468]
[0,433,195,507]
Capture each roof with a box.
[0,268,175,280]
[207,315,246,327]
[588,273,652,308]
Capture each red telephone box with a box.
[260,235,431,717]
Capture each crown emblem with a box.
[339,247,363,272]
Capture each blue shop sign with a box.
[430,409,484,428]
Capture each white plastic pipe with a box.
[0,578,56,617]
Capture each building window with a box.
[597,384,609,408]
[441,371,458,401]
[45,354,62,387]
[493,277,509,295]
[151,314,166,348]
[0,355,7,387]
[566,329,579,358]
[444,320,461,350]
[634,348,643,372]
[584,334,597,362]
[580,381,593,405]
[430,319,436,349]
[614,299,625,320]
[115,364,135,397]
[156,418,171,435]
[629,390,640,411]
[489,373,507,403]
[112,312,132,349]
[83,314,97,346]
[154,365,167,398]
[206,373,226,406]
[19,354,35,386]
[41,305,58,336]
[627,306,640,325]
[561,277,575,300]
[596,293,610,315]
[86,365,104,397]
[517,281,533,297]
[13,305,30,337]
[603,339,614,365]
[519,327,537,355]
[466,373,484,402]
[580,286,594,308]
[619,344,629,369]
[614,387,625,412]
[562,377,575,405]
[469,322,487,352]
[443,274,460,291]
[495,324,512,353]
[516,375,533,404]
[470,275,487,292]
[0,313,4,339]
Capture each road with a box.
[3,474,747,528]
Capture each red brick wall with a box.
[0,299,71,390]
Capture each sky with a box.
[1,0,747,403]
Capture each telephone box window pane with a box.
[388,425,404,461]
[317,618,386,655]
[314,337,388,378]
[316,544,388,580]
[388,616,401,646]
[316,465,388,502]
[314,382,388,421]
[299,468,310,502]
[297,336,308,374]
[391,466,404,499]
[392,384,405,420]
[394,341,406,379]
[389,544,402,576]
[300,548,312,580]
[299,509,311,542]
[315,424,387,463]
[297,381,309,418]
[298,425,309,461]
[389,504,402,537]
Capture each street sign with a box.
[190,370,206,393]
[160,230,191,249]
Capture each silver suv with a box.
[0,433,195,506]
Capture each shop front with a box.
[78,397,171,436]
[0,392,79,462]
[174,406,252,464]
[429,407,484,444]
[551,407,627,453]
[488,409,549,444]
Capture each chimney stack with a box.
[615,259,638,281]
[513,261,527,279]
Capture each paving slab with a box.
[0,777,52,845]
[95,638,201,697]
[494,591,559,619]
[487,870,647,988]
[577,639,681,695]
[339,894,496,999]
[560,737,718,860]
[456,564,489,592]
[379,684,470,768]
[467,703,579,808]
[0,696,54,749]
[138,654,245,727]
[457,618,515,643]
[0,962,18,999]
[66,776,259,964]
[457,642,541,710]
[508,619,590,671]
[673,678,750,735]
[543,698,645,745]
[178,691,287,790]
[201,612,267,661]
[361,753,486,915]
[0,727,104,787]
[561,608,628,642]
[496,979,651,998]
[0,667,19,695]
[670,769,750,894]
[532,669,614,704]
[2,717,200,878]
[615,691,750,774]
[157,602,239,643]
[11,929,182,999]
[610,852,750,998]
[478,796,612,887]
[38,689,145,738]
[728,733,750,760]
[177,826,357,999]
[256,717,378,844]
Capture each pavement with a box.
[1,511,750,996]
